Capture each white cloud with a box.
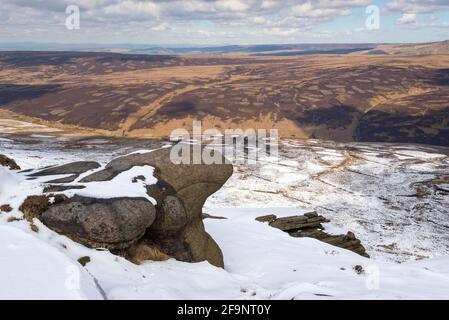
[216,0,249,12]
[3,0,372,22]
[260,0,278,9]
[292,0,369,20]
[1,0,448,44]
[397,13,417,25]
[386,0,449,14]
[102,1,160,17]
[263,27,302,36]
[151,22,168,31]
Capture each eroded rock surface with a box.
[21,146,233,268]
[259,212,369,258]
[81,147,233,268]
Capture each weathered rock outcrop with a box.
[21,146,233,268]
[258,212,369,258]
[269,212,330,231]
[0,154,20,170]
[80,147,233,268]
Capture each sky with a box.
[0,0,448,46]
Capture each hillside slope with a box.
[0,50,448,146]
[363,40,449,56]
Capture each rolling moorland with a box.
[0,41,449,146]
[1,41,449,299]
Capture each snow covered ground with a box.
[1,135,449,299]
[208,139,449,263]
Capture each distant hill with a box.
[362,40,449,56]
[1,49,449,146]
[252,48,373,56]
[0,42,377,55]
[140,43,378,55]
[4,41,449,56]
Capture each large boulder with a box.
[41,196,156,250]
[81,147,233,267]
[25,146,233,268]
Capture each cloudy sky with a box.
[0,0,448,45]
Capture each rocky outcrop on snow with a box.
[269,212,330,231]
[0,154,20,170]
[257,212,369,257]
[20,147,233,268]
[0,204,12,213]
[80,147,232,268]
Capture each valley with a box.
[1,50,448,145]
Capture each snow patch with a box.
[65,165,157,204]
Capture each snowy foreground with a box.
[1,135,449,299]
